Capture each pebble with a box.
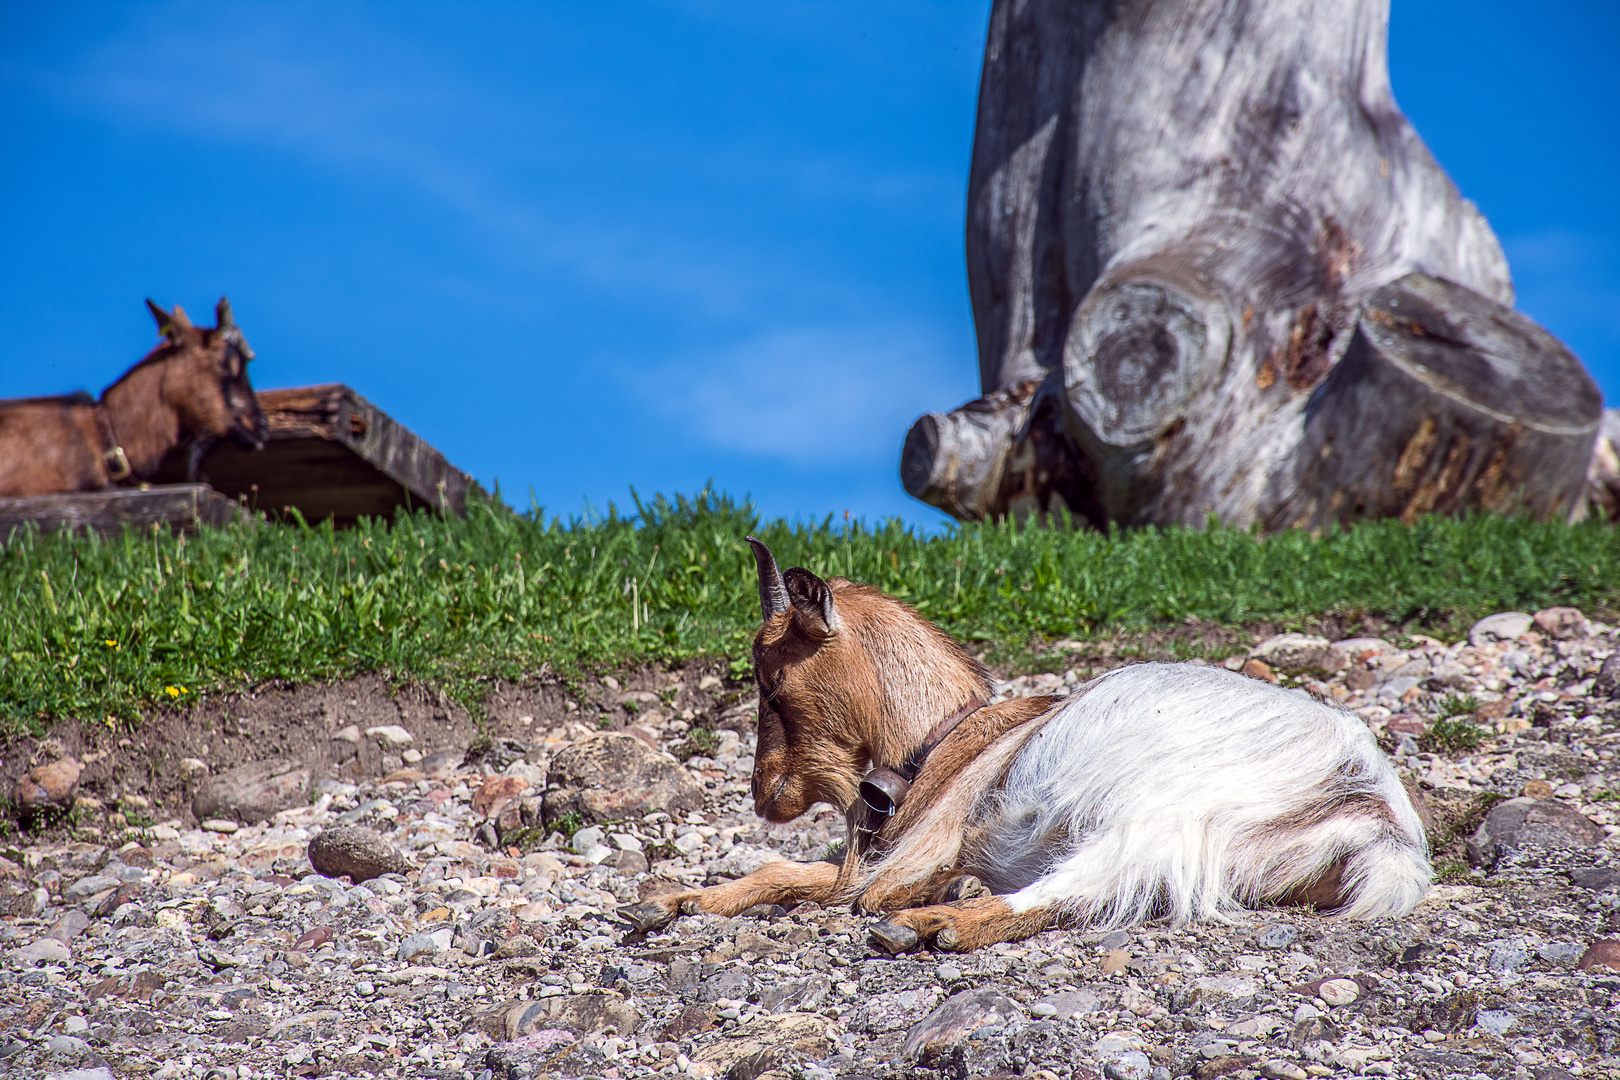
[1316,978,1360,1006]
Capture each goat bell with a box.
[859,766,911,818]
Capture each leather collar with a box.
[853,695,986,849]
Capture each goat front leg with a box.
[868,896,1061,955]
[619,859,840,934]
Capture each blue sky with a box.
[2,2,1616,527]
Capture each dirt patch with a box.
[0,615,1468,839]
[1,658,743,836]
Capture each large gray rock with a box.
[541,733,704,826]
[191,759,310,825]
[1249,634,1334,673]
[13,756,81,816]
[1466,798,1606,867]
[901,987,1024,1060]
[307,826,407,883]
[1468,612,1532,648]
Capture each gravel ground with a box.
[3,607,1620,1080]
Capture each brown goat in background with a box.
[622,538,1430,954]
[0,297,267,498]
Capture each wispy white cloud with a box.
[629,323,969,466]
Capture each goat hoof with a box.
[679,899,703,916]
[935,926,964,952]
[869,921,920,955]
[941,875,989,903]
[618,903,676,934]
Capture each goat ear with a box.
[783,567,838,634]
[145,299,192,341]
[215,297,235,329]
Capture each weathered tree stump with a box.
[903,0,1602,529]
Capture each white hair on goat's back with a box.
[961,663,1428,927]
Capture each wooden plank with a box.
[153,384,482,525]
[0,484,249,539]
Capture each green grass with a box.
[4,488,1620,742]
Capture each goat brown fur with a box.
[0,298,267,498]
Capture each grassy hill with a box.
[3,489,1619,740]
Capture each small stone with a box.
[1105,1050,1153,1080]
[10,937,71,966]
[1538,941,1586,964]
[1468,611,1533,647]
[492,934,540,960]
[1487,941,1528,972]
[698,674,723,690]
[570,826,606,855]
[936,963,963,983]
[1029,1002,1059,1018]
[1099,929,1132,949]
[901,988,1024,1059]
[1249,634,1332,673]
[1260,1062,1308,1080]
[331,725,361,743]
[1592,654,1620,699]
[1258,923,1298,949]
[307,826,407,883]
[191,759,310,825]
[1576,940,1620,972]
[1467,797,1606,867]
[179,757,209,781]
[201,818,239,833]
[294,927,333,951]
[1474,1009,1516,1036]
[1570,867,1620,891]
[1532,606,1587,639]
[1316,978,1359,1006]
[1240,659,1277,683]
[542,733,705,825]
[397,928,454,961]
[46,1034,90,1056]
[1522,779,1555,799]
[607,849,649,874]
[13,755,81,814]
[365,725,414,745]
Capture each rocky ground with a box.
[3,607,1620,1080]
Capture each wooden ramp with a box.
[153,384,481,525]
[0,484,249,539]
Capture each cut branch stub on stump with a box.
[1270,274,1600,530]
[903,0,1600,531]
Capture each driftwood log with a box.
[902,0,1602,529]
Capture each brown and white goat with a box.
[0,298,267,497]
[621,538,1431,953]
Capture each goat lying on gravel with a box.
[621,539,1431,953]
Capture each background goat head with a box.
[745,536,990,823]
[140,297,268,461]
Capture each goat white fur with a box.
[946,663,1429,926]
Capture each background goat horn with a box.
[746,536,789,622]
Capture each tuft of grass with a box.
[1424,718,1486,753]
[4,489,1620,741]
[546,812,586,843]
[676,727,720,762]
[1437,694,1482,720]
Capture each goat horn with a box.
[746,536,789,622]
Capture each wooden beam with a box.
[0,484,249,540]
